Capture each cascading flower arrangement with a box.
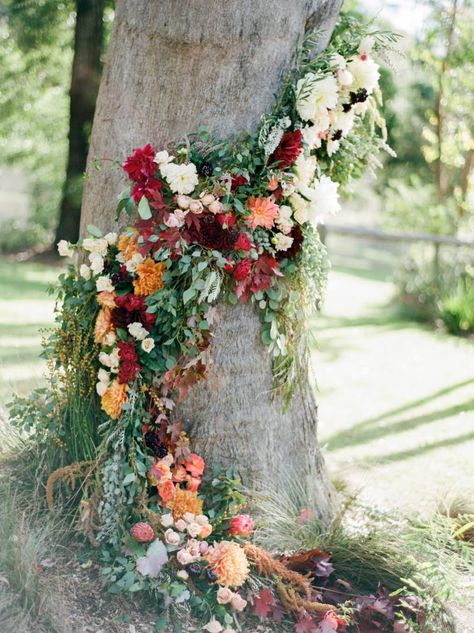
[34,15,407,633]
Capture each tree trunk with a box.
[80,0,343,524]
[55,0,105,245]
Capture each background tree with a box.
[80,0,343,524]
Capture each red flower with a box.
[123,144,156,182]
[132,177,162,202]
[118,341,138,362]
[234,232,252,252]
[224,258,234,272]
[229,514,254,537]
[118,360,141,384]
[216,212,237,228]
[231,174,248,190]
[233,259,252,281]
[115,294,146,312]
[270,129,302,168]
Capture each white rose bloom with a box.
[176,194,192,209]
[183,512,195,523]
[83,237,108,256]
[330,52,347,69]
[104,331,117,346]
[96,275,114,293]
[195,514,209,526]
[104,232,117,245]
[277,218,293,235]
[359,35,375,56]
[128,322,148,340]
[296,73,339,122]
[125,252,145,273]
[290,193,309,224]
[336,68,353,88]
[79,264,91,280]
[97,368,110,384]
[177,569,189,580]
[347,56,380,94]
[175,519,187,532]
[273,232,294,252]
[89,252,104,275]
[160,162,199,195]
[277,205,293,221]
[154,150,174,165]
[96,381,108,397]
[187,522,202,538]
[99,351,112,367]
[109,347,120,372]
[141,338,155,353]
[293,154,317,189]
[203,620,224,633]
[302,125,322,150]
[57,240,74,257]
[304,175,341,224]
[326,138,340,156]
[160,514,174,528]
[164,529,181,547]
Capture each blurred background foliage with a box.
[0,0,472,334]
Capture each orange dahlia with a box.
[133,258,166,296]
[206,541,250,587]
[101,380,128,419]
[97,290,117,309]
[118,231,139,260]
[246,196,279,230]
[94,307,114,345]
[165,487,203,519]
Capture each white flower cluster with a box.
[295,36,380,157]
[164,190,224,228]
[155,150,199,195]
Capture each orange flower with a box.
[133,258,166,296]
[184,453,205,478]
[206,541,250,587]
[118,230,139,260]
[148,456,173,486]
[97,290,117,309]
[101,380,128,419]
[158,480,176,503]
[94,307,114,345]
[246,196,279,229]
[267,176,279,191]
[186,476,201,492]
[166,488,203,519]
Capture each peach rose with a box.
[216,587,233,605]
[200,523,213,539]
[230,594,247,612]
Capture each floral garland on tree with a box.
[47,15,400,633]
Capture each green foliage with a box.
[440,277,474,335]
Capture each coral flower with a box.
[228,514,254,537]
[166,488,203,519]
[206,541,250,588]
[94,307,114,345]
[158,480,176,503]
[246,196,279,230]
[148,458,173,486]
[133,258,166,296]
[97,290,117,309]
[101,379,128,419]
[130,522,155,543]
[184,453,205,478]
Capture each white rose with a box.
[176,194,191,209]
[99,351,111,367]
[141,338,155,354]
[97,368,110,384]
[273,232,294,252]
[128,322,148,341]
[160,514,174,528]
[165,209,187,228]
[89,252,104,275]
[79,264,91,280]
[296,72,339,122]
[187,522,202,538]
[208,200,223,214]
[57,240,74,257]
[216,587,234,605]
[230,594,247,612]
[104,232,117,245]
[104,331,117,346]
[183,513,195,523]
[96,276,114,293]
[125,252,144,273]
[189,200,204,214]
[347,56,380,94]
[96,381,108,397]
[161,162,199,195]
[290,193,309,225]
[200,193,215,206]
[83,237,108,256]
[203,619,224,633]
[330,52,346,70]
[175,519,187,532]
[359,35,375,56]
[164,529,181,547]
[154,150,174,165]
[177,569,189,580]
[116,252,125,264]
[109,347,120,372]
[177,549,193,566]
[293,154,317,189]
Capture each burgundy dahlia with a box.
[123,144,157,182]
[270,129,303,168]
[189,213,239,251]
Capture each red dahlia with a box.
[123,144,157,182]
[233,232,252,252]
[118,360,141,384]
[270,129,302,168]
[232,259,252,281]
[132,177,162,202]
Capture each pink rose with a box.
[228,514,254,537]
[164,529,180,546]
[200,523,213,539]
[216,587,234,605]
[177,549,193,566]
[230,593,247,612]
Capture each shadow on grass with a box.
[0,260,57,301]
[327,379,474,450]
[362,429,474,465]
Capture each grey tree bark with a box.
[80,0,343,524]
